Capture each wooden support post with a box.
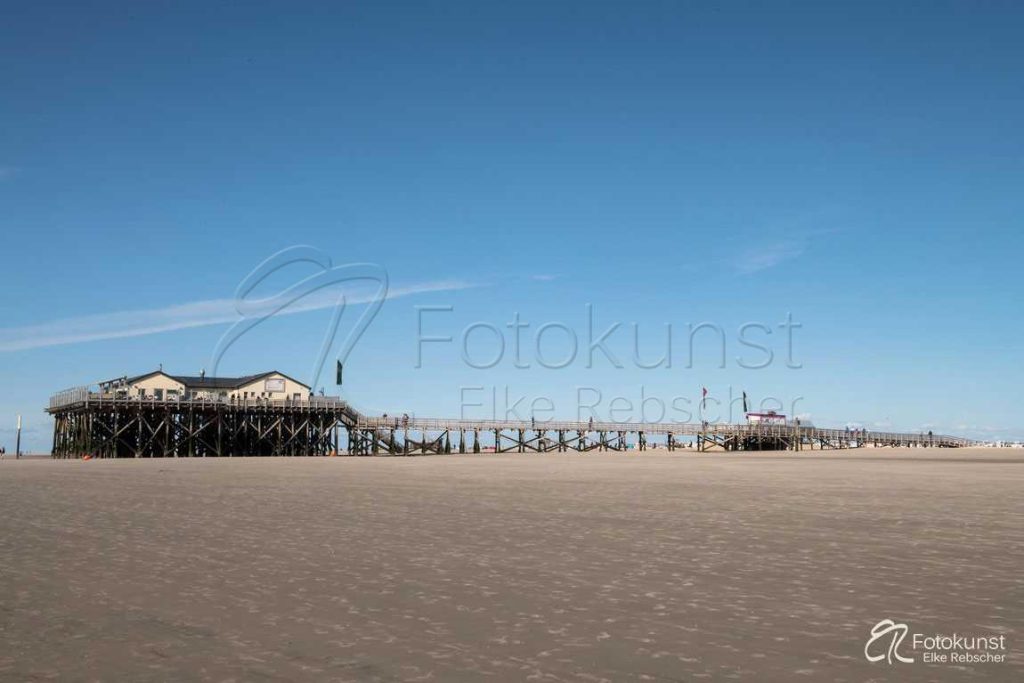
[136,405,143,458]
[188,407,195,458]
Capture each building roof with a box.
[171,373,269,389]
[101,370,310,391]
[99,370,171,387]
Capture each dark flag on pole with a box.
[742,391,749,414]
[701,386,708,411]
[336,361,343,386]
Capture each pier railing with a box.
[49,386,90,410]
[47,388,351,412]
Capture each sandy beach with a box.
[1,449,1020,681]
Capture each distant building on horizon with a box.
[745,410,788,426]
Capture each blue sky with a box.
[2,2,1022,450]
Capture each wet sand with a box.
[1,449,1021,681]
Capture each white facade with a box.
[746,411,787,425]
[99,370,312,401]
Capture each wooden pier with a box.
[47,389,355,459]
[346,416,974,454]
[47,388,975,458]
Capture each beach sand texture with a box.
[1,449,1021,681]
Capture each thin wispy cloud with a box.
[0,279,477,352]
[734,240,808,275]
[730,225,841,275]
[530,274,559,281]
